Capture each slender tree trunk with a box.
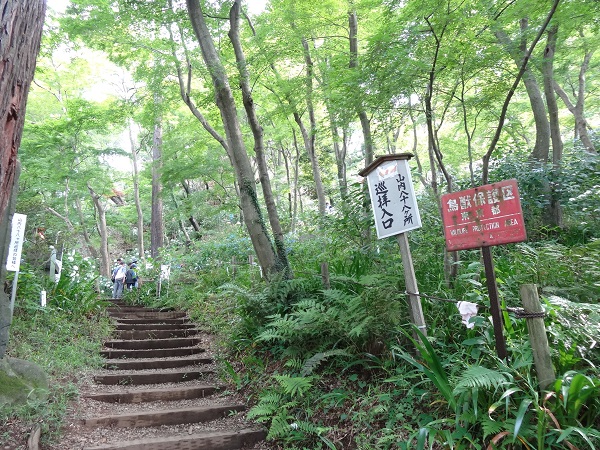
[553,45,596,153]
[229,0,290,275]
[349,11,373,166]
[87,183,110,277]
[74,197,98,259]
[129,123,145,258]
[542,25,563,228]
[407,97,427,188]
[186,0,278,276]
[150,116,164,259]
[300,38,327,216]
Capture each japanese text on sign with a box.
[366,159,422,239]
[6,213,27,272]
[441,179,526,251]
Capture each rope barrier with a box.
[404,291,547,319]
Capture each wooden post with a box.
[482,246,508,360]
[396,233,426,336]
[520,284,555,389]
[231,256,236,277]
[321,262,330,289]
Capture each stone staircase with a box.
[66,300,266,450]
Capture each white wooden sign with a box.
[6,213,27,272]
[365,159,421,239]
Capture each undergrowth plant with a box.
[392,327,600,449]
[1,253,112,446]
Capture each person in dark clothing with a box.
[125,262,138,290]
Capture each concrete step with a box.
[115,328,201,340]
[100,347,206,359]
[81,404,246,428]
[82,427,267,450]
[107,306,168,313]
[107,311,187,320]
[103,337,201,350]
[114,317,190,325]
[103,356,212,370]
[94,369,213,385]
[115,323,196,331]
[83,385,220,403]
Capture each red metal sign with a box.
[441,179,526,251]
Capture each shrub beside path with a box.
[48,299,266,450]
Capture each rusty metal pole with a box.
[482,246,507,360]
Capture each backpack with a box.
[125,268,137,284]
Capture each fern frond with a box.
[284,358,303,370]
[301,349,351,376]
[274,374,314,397]
[453,366,510,394]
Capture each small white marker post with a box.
[6,213,27,314]
[358,154,426,337]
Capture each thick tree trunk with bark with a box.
[151,118,164,259]
[0,0,45,223]
[0,163,20,359]
[496,21,550,163]
[87,184,110,277]
[186,0,277,276]
[0,0,45,360]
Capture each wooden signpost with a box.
[441,179,527,359]
[359,154,426,336]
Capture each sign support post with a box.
[481,246,507,360]
[397,233,426,335]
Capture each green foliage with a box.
[247,375,334,447]
[548,371,600,429]
[3,271,112,446]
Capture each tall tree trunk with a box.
[300,37,327,216]
[150,116,164,259]
[87,183,110,277]
[0,0,45,360]
[229,0,290,275]
[186,0,278,276]
[129,123,145,258]
[348,11,373,166]
[542,25,563,228]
